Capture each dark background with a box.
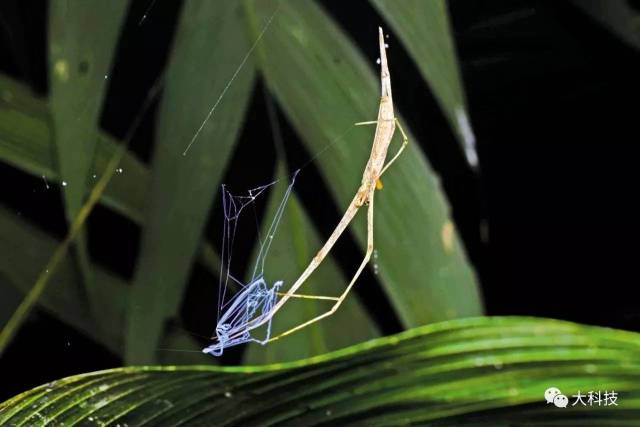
[1,0,639,401]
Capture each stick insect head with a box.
[378,27,392,99]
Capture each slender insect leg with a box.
[267,188,376,343]
[251,291,278,346]
[276,292,339,301]
[379,118,409,177]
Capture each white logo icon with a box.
[554,394,569,408]
[545,387,568,408]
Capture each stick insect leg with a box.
[267,188,376,343]
[276,292,339,301]
[379,118,409,177]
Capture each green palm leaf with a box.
[2,317,638,425]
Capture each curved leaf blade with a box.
[2,317,639,425]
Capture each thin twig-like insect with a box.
[203,27,408,355]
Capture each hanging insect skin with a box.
[203,278,282,356]
[204,170,297,356]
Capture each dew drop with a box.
[62,181,68,187]
[224,391,233,398]
[376,58,381,65]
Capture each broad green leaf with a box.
[48,0,130,313]
[244,0,483,327]
[3,317,640,425]
[0,73,221,275]
[370,0,479,167]
[126,2,256,364]
[244,163,379,364]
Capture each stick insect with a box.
[203,27,408,356]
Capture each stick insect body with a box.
[204,27,408,355]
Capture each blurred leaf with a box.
[0,74,147,223]
[0,207,203,358]
[0,207,126,353]
[371,0,478,167]
[244,163,379,364]
[244,0,483,328]
[0,73,221,276]
[0,75,52,177]
[0,274,21,327]
[125,2,256,363]
[571,0,640,50]
[3,317,640,425]
[48,0,129,312]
